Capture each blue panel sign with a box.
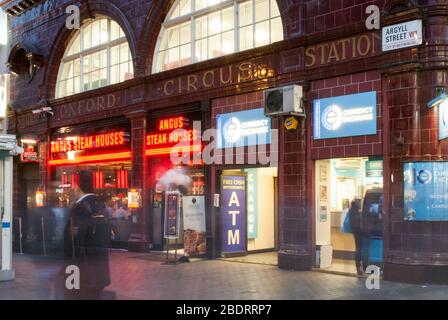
[245,169,258,239]
[439,101,448,140]
[313,91,377,140]
[404,162,448,221]
[217,108,271,148]
[221,175,247,254]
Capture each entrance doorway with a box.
[314,157,384,275]
[221,167,278,265]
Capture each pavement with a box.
[0,250,447,300]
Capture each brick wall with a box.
[7,0,389,111]
[211,91,279,166]
[309,71,383,159]
[386,70,448,260]
[304,0,385,34]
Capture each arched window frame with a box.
[153,0,283,74]
[56,16,134,99]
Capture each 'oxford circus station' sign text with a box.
[305,32,381,68]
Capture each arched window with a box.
[153,0,283,73]
[56,17,134,98]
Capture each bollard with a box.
[41,217,47,256]
[18,217,23,255]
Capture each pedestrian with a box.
[348,200,368,275]
[60,170,111,300]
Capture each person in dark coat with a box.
[60,170,111,300]
[348,200,368,275]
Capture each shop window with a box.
[56,17,134,99]
[153,0,283,73]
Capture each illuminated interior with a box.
[154,0,284,73]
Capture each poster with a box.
[245,169,258,239]
[320,186,328,202]
[404,162,448,221]
[164,191,181,239]
[320,206,328,222]
[439,100,448,141]
[182,196,206,256]
[221,175,247,255]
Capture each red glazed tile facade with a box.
[4,0,448,283]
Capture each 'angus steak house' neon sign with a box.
[51,131,126,154]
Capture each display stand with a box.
[165,238,179,265]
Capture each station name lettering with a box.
[305,32,381,68]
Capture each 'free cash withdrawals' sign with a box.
[221,175,247,254]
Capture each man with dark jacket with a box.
[348,200,368,275]
[61,170,111,300]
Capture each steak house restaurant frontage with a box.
[5,0,448,284]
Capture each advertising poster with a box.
[439,101,448,141]
[404,162,448,221]
[182,196,206,256]
[313,91,377,140]
[216,108,271,148]
[164,191,181,239]
[245,169,258,239]
[21,142,39,163]
[221,175,247,255]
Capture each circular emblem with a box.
[417,169,433,185]
[223,117,241,143]
[322,104,343,131]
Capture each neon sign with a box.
[146,116,201,157]
[158,116,185,131]
[51,131,126,154]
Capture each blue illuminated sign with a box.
[439,102,448,140]
[313,92,377,140]
[217,108,271,148]
[404,162,448,221]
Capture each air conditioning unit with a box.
[264,85,304,117]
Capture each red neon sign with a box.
[51,131,126,154]
[48,152,132,166]
[158,116,185,131]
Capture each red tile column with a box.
[127,110,150,253]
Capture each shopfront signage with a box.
[404,162,448,221]
[245,169,258,239]
[54,92,121,121]
[164,191,181,239]
[21,142,38,163]
[439,100,448,141]
[221,175,247,255]
[216,108,271,148]
[366,159,383,178]
[146,116,201,156]
[305,32,381,69]
[182,196,207,256]
[51,131,127,154]
[382,20,423,52]
[313,91,377,140]
[155,56,276,98]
